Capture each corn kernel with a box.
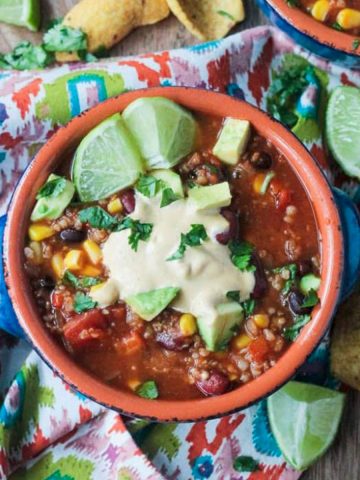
[311,0,330,21]
[28,224,54,242]
[179,313,197,336]
[128,379,142,391]
[51,253,65,278]
[253,314,270,329]
[81,265,102,276]
[337,8,360,30]
[253,173,266,194]
[64,250,85,271]
[83,239,103,265]
[232,333,252,350]
[29,241,43,264]
[107,198,123,214]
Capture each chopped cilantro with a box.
[0,41,53,70]
[73,292,97,313]
[167,224,208,261]
[136,174,164,198]
[63,270,101,289]
[233,455,259,472]
[117,217,153,251]
[36,177,67,199]
[332,22,344,31]
[217,10,236,21]
[228,241,256,272]
[136,380,159,399]
[285,0,298,6]
[43,24,87,52]
[226,291,256,317]
[353,39,360,51]
[78,206,119,230]
[301,289,319,308]
[226,290,241,302]
[283,314,311,341]
[160,187,179,207]
[273,263,298,295]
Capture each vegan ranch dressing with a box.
[102,193,255,322]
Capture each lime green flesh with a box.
[72,114,144,202]
[188,182,232,210]
[267,381,345,471]
[326,86,360,180]
[152,169,184,197]
[0,0,40,31]
[125,287,180,321]
[123,97,196,169]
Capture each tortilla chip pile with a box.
[56,0,245,62]
[331,285,360,390]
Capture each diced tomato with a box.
[269,179,292,210]
[248,336,269,362]
[63,309,108,350]
[108,305,126,323]
[51,292,64,309]
[115,331,144,356]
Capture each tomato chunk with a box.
[270,180,292,210]
[116,331,144,355]
[51,292,64,309]
[248,336,269,362]
[63,309,108,350]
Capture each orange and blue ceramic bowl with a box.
[1,87,360,421]
[257,0,360,68]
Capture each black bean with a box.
[249,151,272,170]
[216,209,239,245]
[59,229,86,243]
[288,289,312,315]
[298,260,312,276]
[251,253,267,298]
[195,370,230,396]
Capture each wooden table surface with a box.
[0,1,359,479]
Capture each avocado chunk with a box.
[31,174,75,221]
[188,182,231,210]
[213,118,251,165]
[197,301,244,351]
[126,287,180,321]
[300,274,321,295]
[152,169,184,198]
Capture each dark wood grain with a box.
[0,2,358,479]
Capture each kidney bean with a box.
[59,229,86,243]
[288,289,312,315]
[195,370,230,396]
[155,331,192,351]
[249,151,272,170]
[216,209,239,245]
[251,253,267,298]
[121,190,135,214]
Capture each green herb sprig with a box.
[228,241,256,272]
[167,224,208,261]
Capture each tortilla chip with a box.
[56,0,169,62]
[166,0,245,41]
[331,284,360,390]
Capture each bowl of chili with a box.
[1,87,360,421]
[257,0,360,67]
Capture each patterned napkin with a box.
[0,26,359,480]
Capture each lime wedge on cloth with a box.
[123,97,196,169]
[72,114,144,202]
[326,86,360,180]
[0,0,40,31]
[267,381,345,471]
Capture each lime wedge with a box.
[0,0,40,31]
[326,86,360,180]
[267,381,345,471]
[72,114,144,202]
[123,97,196,169]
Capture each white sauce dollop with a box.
[102,193,255,322]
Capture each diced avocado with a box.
[213,118,251,165]
[188,182,231,211]
[300,274,321,295]
[126,287,180,321]
[152,169,184,198]
[197,301,244,351]
[31,174,75,221]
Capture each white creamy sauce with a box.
[102,193,255,323]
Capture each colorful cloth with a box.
[0,26,359,480]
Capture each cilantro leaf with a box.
[136,174,164,198]
[353,39,360,51]
[226,290,240,302]
[43,24,87,52]
[167,224,208,261]
[73,292,97,313]
[64,270,101,289]
[136,380,159,399]
[283,314,311,341]
[229,241,256,272]
[301,289,319,308]
[233,456,259,473]
[36,177,67,199]
[117,217,153,251]
[217,10,236,21]
[78,206,119,230]
[160,187,179,207]
[226,291,255,317]
[1,41,53,70]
